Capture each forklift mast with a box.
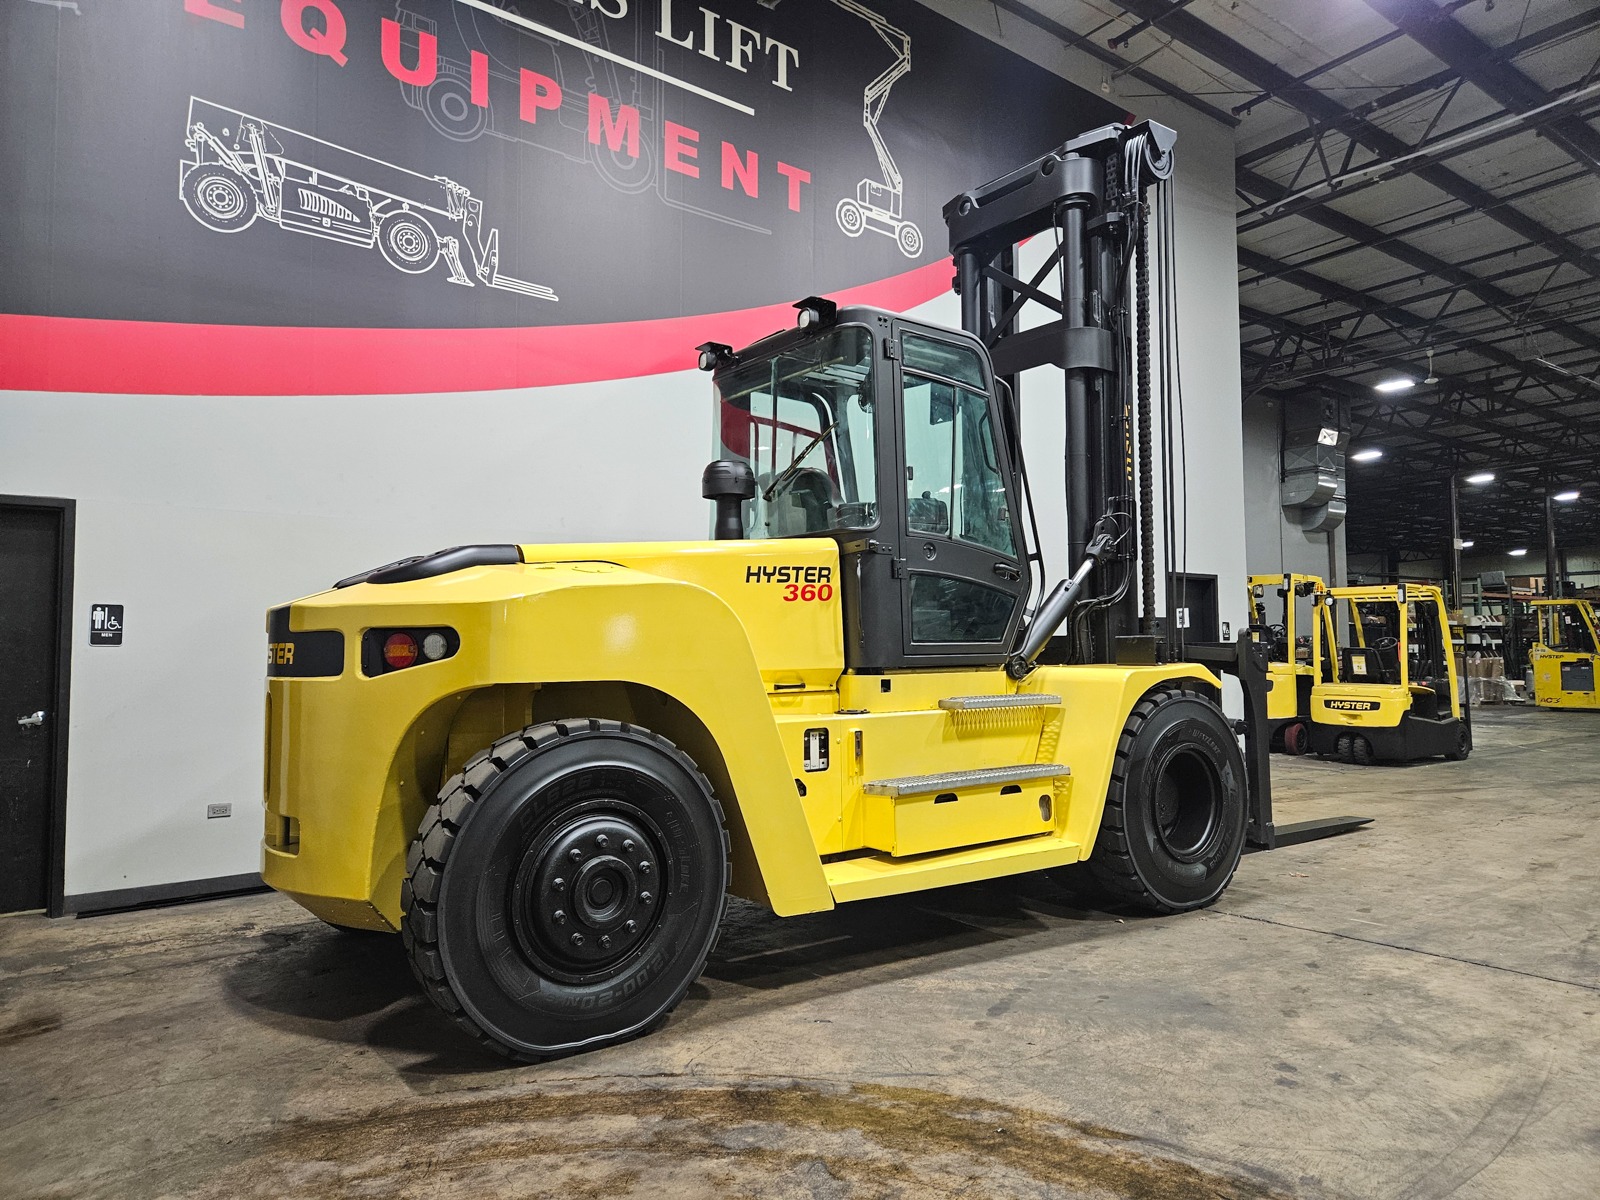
[945,121,1176,664]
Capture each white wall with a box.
[1,6,1249,900]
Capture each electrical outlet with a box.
[207,803,232,819]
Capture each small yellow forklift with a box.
[1246,573,1323,755]
[1308,583,1470,763]
[261,121,1364,1060]
[1528,597,1600,709]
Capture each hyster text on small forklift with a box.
[260,120,1366,1061]
[1308,584,1471,763]
[1246,573,1324,756]
[1528,597,1600,709]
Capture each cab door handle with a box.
[17,711,45,728]
[993,563,1021,582]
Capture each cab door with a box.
[892,325,1028,668]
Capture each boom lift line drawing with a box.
[830,0,923,258]
[179,97,557,301]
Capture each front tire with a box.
[180,163,257,233]
[1445,723,1472,761]
[896,220,924,258]
[836,197,866,237]
[403,718,729,1061]
[1084,686,1247,914]
[376,210,440,274]
[422,74,490,141]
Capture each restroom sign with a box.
[90,603,124,646]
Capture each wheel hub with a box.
[512,812,662,978]
[1152,747,1221,863]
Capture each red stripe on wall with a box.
[0,261,954,396]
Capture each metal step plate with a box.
[863,762,1070,798]
[938,693,1062,711]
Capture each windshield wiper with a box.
[762,417,840,502]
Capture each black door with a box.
[894,325,1028,667]
[1170,572,1219,648]
[0,500,71,914]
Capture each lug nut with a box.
[596,834,610,849]
[600,935,612,949]
[639,891,652,906]
[571,933,585,947]
[553,909,566,924]
[552,877,565,891]
[624,920,637,933]
[569,848,583,861]
[622,839,636,853]
[638,860,653,875]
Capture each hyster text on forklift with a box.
[261,121,1365,1060]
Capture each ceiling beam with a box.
[986,0,1239,128]
[1236,9,1600,169]
[1235,165,1600,359]
[1363,0,1600,180]
[1236,248,1600,402]
[1106,0,1600,281]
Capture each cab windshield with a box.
[715,326,877,538]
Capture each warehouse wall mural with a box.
[0,0,1122,394]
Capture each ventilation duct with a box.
[1281,395,1348,534]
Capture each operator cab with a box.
[1319,586,1458,718]
[703,302,1030,672]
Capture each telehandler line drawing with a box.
[262,120,1364,1060]
[180,97,557,301]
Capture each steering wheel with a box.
[1373,635,1400,651]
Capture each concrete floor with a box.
[2,706,1598,1199]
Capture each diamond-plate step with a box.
[862,762,1069,798]
[938,693,1062,711]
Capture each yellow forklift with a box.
[1308,584,1471,763]
[1528,598,1600,709]
[1246,573,1323,755]
[261,121,1365,1060]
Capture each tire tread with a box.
[401,717,729,1062]
[1082,685,1242,916]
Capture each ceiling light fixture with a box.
[1351,447,1384,462]
[1424,349,1437,385]
[1460,540,1475,549]
[1509,548,1528,557]
[1554,490,1580,502]
[1465,471,1495,485]
[1374,377,1415,394]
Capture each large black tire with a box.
[1351,735,1373,766]
[1084,686,1248,914]
[180,163,257,233]
[1445,722,1472,761]
[402,718,729,1061]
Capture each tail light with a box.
[363,627,459,675]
